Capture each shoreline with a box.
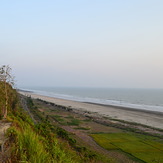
[18,89,163,113]
[19,91,163,129]
[85,102,163,116]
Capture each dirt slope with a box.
[0,121,11,162]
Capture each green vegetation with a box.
[52,115,65,122]
[91,132,163,163]
[0,75,108,162]
[32,97,163,162]
[8,109,80,163]
[17,96,112,162]
[67,119,81,126]
[2,66,163,162]
[50,113,81,126]
[74,127,90,130]
[4,91,163,163]
[0,83,17,120]
[0,65,15,119]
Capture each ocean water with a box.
[22,87,163,113]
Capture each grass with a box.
[52,115,65,122]
[1,81,114,162]
[7,109,81,163]
[52,115,81,126]
[67,119,81,126]
[27,96,163,163]
[28,97,163,163]
[8,126,50,163]
[74,127,90,130]
[20,97,113,163]
[91,132,163,163]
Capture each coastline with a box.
[85,102,163,116]
[19,91,163,129]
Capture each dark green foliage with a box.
[35,121,54,138]
[75,146,87,153]
[56,127,69,139]
[51,115,65,123]
[67,119,81,126]
[18,97,113,162]
[75,146,98,161]
[56,127,77,146]
[74,127,90,130]
[7,111,79,162]
[26,96,34,108]
[68,137,76,146]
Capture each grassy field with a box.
[91,132,163,163]
[31,98,163,163]
[7,109,82,163]
[22,97,113,163]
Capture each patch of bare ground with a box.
[72,109,163,137]
[0,121,11,162]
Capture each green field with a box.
[91,133,163,163]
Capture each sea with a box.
[21,87,163,113]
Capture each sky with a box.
[0,0,163,88]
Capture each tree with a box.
[0,65,14,118]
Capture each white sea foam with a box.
[23,88,163,113]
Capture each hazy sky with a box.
[1,0,163,88]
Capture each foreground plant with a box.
[0,65,15,119]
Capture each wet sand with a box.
[19,91,163,129]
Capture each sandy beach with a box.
[19,91,163,129]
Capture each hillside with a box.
[0,82,111,162]
[0,79,163,162]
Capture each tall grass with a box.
[14,125,50,163]
[7,110,80,163]
[6,95,113,163]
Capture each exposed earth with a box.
[0,121,11,162]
